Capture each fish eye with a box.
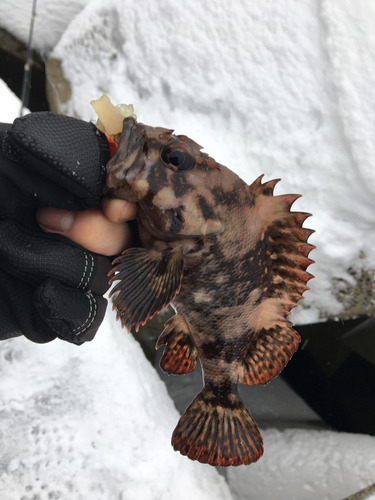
[161,143,195,172]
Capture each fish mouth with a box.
[106,117,146,187]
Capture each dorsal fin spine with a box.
[238,176,315,387]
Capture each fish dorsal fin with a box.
[108,246,183,332]
[238,176,315,386]
[156,313,198,374]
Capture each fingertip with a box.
[102,197,138,223]
[36,207,74,233]
[66,210,133,256]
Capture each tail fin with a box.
[172,388,263,467]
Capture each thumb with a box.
[36,206,133,256]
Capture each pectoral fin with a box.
[108,246,183,331]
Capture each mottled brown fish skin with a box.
[106,116,315,467]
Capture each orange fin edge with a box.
[239,325,301,386]
[156,314,198,374]
[172,388,263,466]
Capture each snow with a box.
[321,0,375,191]
[0,298,233,500]
[2,1,375,499]
[0,0,90,52]
[3,0,375,322]
[228,429,375,500]
[0,80,25,122]
[48,0,375,324]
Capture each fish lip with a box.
[106,118,146,185]
[106,118,134,172]
[123,141,146,182]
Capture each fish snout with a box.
[105,118,148,200]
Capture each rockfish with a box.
[105,116,315,467]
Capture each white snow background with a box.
[1,0,375,499]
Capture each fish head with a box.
[106,117,226,239]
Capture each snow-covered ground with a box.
[47,0,375,324]
[0,298,232,500]
[3,0,375,324]
[1,0,375,499]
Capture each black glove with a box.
[0,112,114,345]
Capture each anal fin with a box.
[108,246,183,332]
[239,323,300,386]
[156,313,198,374]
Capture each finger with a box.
[0,219,111,294]
[34,279,107,345]
[37,207,133,256]
[0,268,57,344]
[101,197,138,223]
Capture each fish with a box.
[105,116,315,467]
